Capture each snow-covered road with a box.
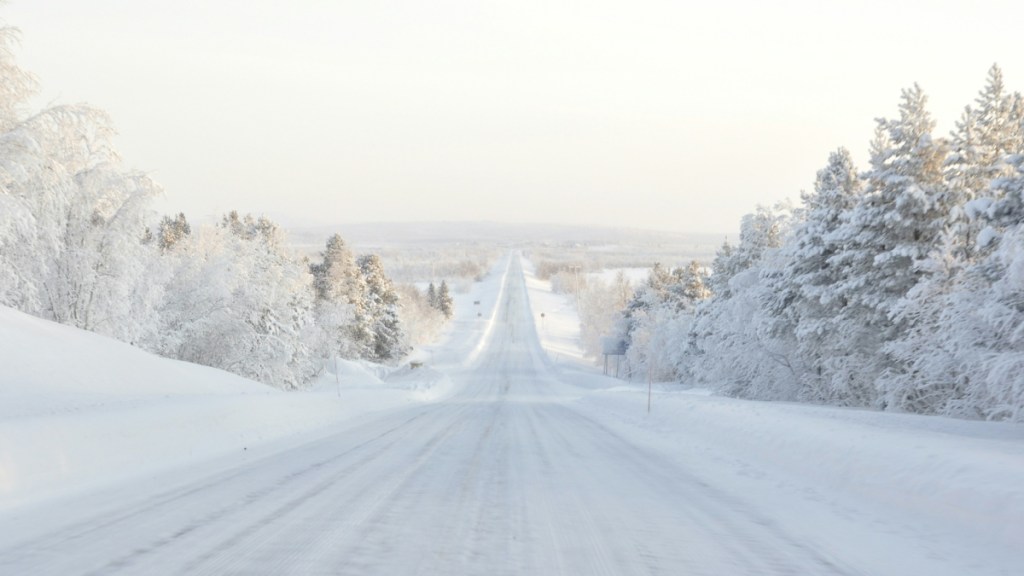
[0,256,1019,575]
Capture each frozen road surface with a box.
[1,256,1019,575]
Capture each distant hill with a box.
[287,221,732,250]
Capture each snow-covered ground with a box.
[0,252,1021,575]
[0,255,510,510]
[524,258,1024,575]
[520,259,589,369]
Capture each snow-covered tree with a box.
[157,212,191,252]
[395,283,447,348]
[308,233,367,359]
[761,149,864,402]
[0,23,35,131]
[616,258,714,382]
[0,54,162,344]
[690,203,799,399]
[824,86,948,407]
[436,280,454,319]
[577,271,633,361]
[945,64,1024,260]
[358,254,407,363]
[152,214,317,389]
[883,150,1024,419]
[427,282,438,309]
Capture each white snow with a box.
[0,255,511,510]
[525,257,1024,575]
[0,252,1021,575]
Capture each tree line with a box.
[609,66,1024,421]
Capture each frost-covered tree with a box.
[310,234,362,304]
[395,283,447,347]
[157,212,191,252]
[358,254,407,363]
[824,86,948,406]
[761,149,864,402]
[878,72,1023,415]
[884,151,1024,419]
[603,70,1024,420]
[152,214,317,389]
[616,258,714,382]
[836,86,948,321]
[0,23,162,344]
[945,65,1024,260]
[436,280,454,319]
[427,282,438,309]
[308,233,367,359]
[0,23,35,131]
[691,203,799,399]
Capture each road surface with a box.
[1,257,872,575]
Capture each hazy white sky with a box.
[5,0,1023,233]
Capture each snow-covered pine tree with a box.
[707,240,736,298]
[765,149,863,402]
[427,282,438,310]
[358,254,407,363]
[691,204,799,400]
[946,64,1024,261]
[307,233,367,360]
[157,212,191,252]
[437,280,454,319]
[310,234,362,304]
[879,70,1023,416]
[827,85,949,407]
[679,261,712,302]
[884,151,1024,420]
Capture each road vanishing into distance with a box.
[0,258,916,575]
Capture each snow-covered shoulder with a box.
[0,306,415,509]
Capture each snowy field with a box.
[0,252,1021,575]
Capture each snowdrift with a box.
[0,306,424,508]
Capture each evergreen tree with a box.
[691,203,799,400]
[358,254,407,363]
[157,213,191,252]
[769,149,863,401]
[437,280,454,319]
[708,240,736,298]
[427,282,438,310]
[826,85,948,406]
[308,233,367,359]
[946,64,1024,260]
[310,234,364,306]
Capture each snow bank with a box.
[0,306,443,510]
[0,254,516,510]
